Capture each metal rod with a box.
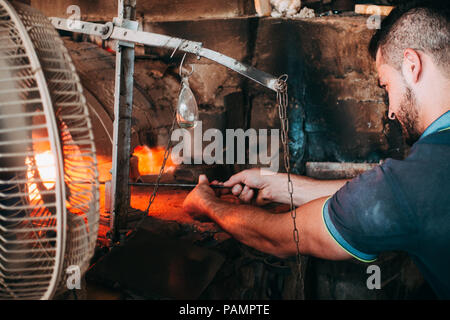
[129,182,229,189]
[109,0,136,244]
[34,181,228,189]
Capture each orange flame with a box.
[34,151,56,190]
[25,151,57,228]
[132,145,176,175]
[25,151,56,204]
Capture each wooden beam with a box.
[355,4,394,16]
[30,0,255,22]
[254,0,271,17]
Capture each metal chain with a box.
[128,55,189,236]
[275,75,302,278]
[145,111,178,215]
[127,54,195,238]
[129,74,302,282]
[127,108,178,238]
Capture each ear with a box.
[402,48,422,85]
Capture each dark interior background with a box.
[21,0,435,299]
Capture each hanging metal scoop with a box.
[176,77,199,129]
[176,54,199,129]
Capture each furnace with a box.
[1,0,441,301]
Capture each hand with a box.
[223,168,277,206]
[183,175,218,219]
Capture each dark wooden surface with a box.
[30,0,256,21]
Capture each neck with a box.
[421,108,450,133]
[419,79,450,133]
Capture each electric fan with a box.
[0,0,99,299]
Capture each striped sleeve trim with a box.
[322,198,378,263]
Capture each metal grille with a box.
[0,1,99,299]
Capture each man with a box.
[183,1,450,299]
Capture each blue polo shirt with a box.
[323,110,450,299]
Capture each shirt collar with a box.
[420,110,450,140]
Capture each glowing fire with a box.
[26,121,95,217]
[34,151,56,189]
[132,145,176,175]
[25,151,56,204]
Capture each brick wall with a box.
[142,16,406,170]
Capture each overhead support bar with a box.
[49,17,279,92]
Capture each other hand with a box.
[183,174,218,218]
[223,168,275,206]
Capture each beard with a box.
[395,86,422,146]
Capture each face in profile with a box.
[376,50,422,145]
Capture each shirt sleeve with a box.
[322,160,419,262]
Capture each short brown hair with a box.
[369,1,450,76]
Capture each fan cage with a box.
[0,1,99,299]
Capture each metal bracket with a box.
[113,17,138,48]
[49,17,279,92]
[101,22,114,40]
[50,17,110,39]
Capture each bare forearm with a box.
[184,174,350,260]
[203,196,350,261]
[271,174,349,206]
[292,176,349,205]
[204,198,295,258]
